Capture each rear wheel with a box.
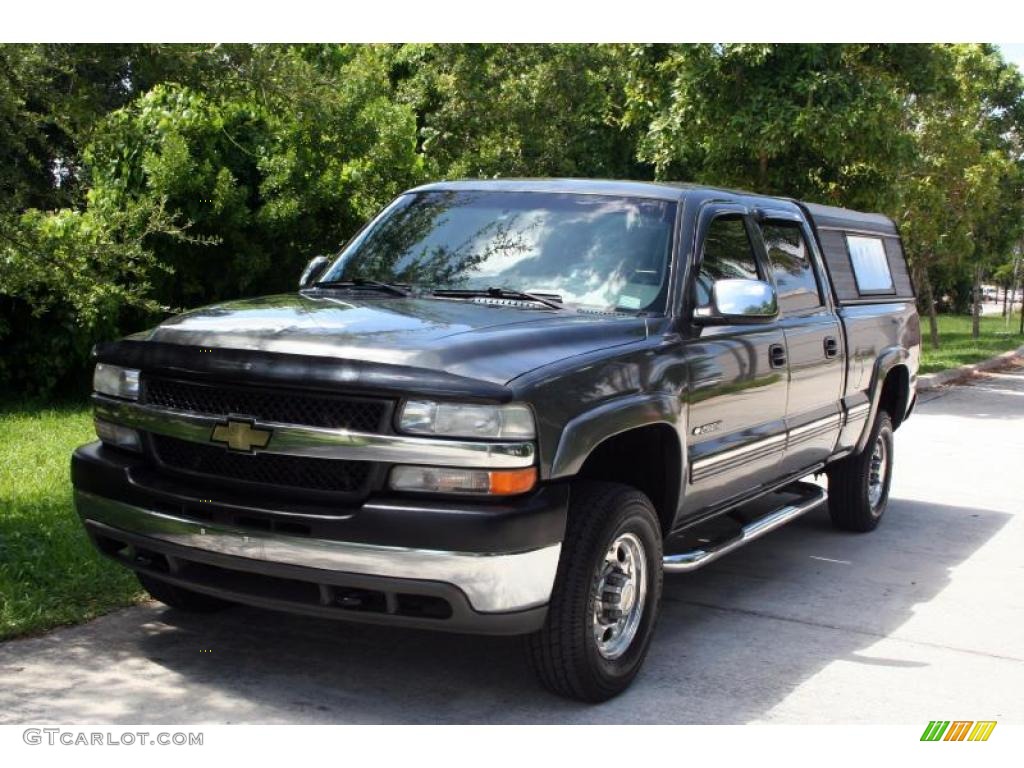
[137,573,233,613]
[526,482,663,702]
[826,411,894,532]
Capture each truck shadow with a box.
[88,495,1007,723]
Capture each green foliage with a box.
[896,45,1024,335]
[1,43,1023,395]
[391,44,647,179]
[0,45,426,394]
[0,201,184,392]
[628,44,943,209]
[85,84,269,307]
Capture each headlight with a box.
[390,465,537,496]
[93,364,140,401]
[398,400,535,440]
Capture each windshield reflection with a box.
[322,191,676,313]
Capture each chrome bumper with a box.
[75,490,560,613]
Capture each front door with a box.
[684,206,790,513]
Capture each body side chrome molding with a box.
[787,414,842,439]
[75,491,559,613]
[690,443,781,482]
[690,433,786,477]
[786,414,843,447]
[94,396,535,469]
[845,402,871,421]
[690,412,843,481]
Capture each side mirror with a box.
[694,278,778,325]
[298,255,330,289]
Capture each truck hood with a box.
[139,292,649,385]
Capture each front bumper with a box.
[72,443,567,635]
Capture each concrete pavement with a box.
[1,367,1022,724]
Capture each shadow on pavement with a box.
[36,496,1003,724]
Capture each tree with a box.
[3,43,1024,394]
[623,44,943,210]
[1,44,426,394]
[896,46,981,348]
[899,45,1024,342]
[955,47,1024,339]
[390,44,648,180]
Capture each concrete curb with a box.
[917,343,1024,391]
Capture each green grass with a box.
[0,401,142,640]
[919,312,1024,375]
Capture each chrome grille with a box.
[142,377,390,432]
[139,376,388,497]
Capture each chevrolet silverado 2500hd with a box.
[73,179,920,701]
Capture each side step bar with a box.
[663,483,828,573]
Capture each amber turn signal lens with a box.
[488,467,537,495]
[389,465,538,495]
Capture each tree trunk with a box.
[1014,254,1023,334]
[1002,283,1009,317]
[972,264,982,340]
[1019,267,1024,336]
[915,261,940,349]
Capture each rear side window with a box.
[846,235,894,293]
[761,222,823,312]
[695,216,759,306]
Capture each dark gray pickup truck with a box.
[73,179,920,701]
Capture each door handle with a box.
[769,343,787,368]
[824,336,839,359]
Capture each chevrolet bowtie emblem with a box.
[210,419,272,453]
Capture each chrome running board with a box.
[663,482,828,573]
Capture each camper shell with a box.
[800,201,915,304]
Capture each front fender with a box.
[549,392,686,479]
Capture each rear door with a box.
[754,212,844,475]
[684,204,790,512]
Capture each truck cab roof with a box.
[409,177,800,209]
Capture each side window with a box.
[846,235,894,293]
[695,215,759,306]
[761,222,823,312]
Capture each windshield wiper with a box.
[314,278,411,297]
[432,286,564,310]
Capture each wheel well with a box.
[575,424,681,536]
[879,364,910,429]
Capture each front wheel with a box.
[826,411,894,532]
[526,482,663,702]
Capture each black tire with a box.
[526,481,663,702]
[137,573,233,613]
[826,411,894,532]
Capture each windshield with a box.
[322,190,676,313]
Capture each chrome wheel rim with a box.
[868,435,888,511]
[592,532,647,660]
